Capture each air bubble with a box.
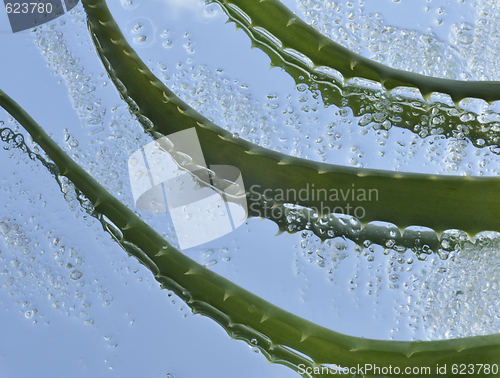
[70,270,83,280]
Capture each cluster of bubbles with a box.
[0,219,90,325]
[31,14,180,246]
[0,125,120,333]
[420,233,500,339]
[297,226,500,339]
[293,0,500,172]
[296,0,500,81]
[136,0,500,179]
[1,6,188,371]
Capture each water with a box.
[1,0,500,376]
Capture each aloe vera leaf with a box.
[2,87,500,377]
[83,0,500,237]
[216,0,500,150]
[214,0,500,105]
